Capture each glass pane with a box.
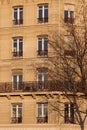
[19,75,22,82]
[38,38,42,50]
[14,43,17,50]
[18,107,22,117]
[64,10,68,19]
[13,76,17,82]
[44,8,48,18]
[44,38,48,50]
[14,9,18,19]
[12,105,16,119]
[38,104,42,117]
[44,104,48,116]
[38,74,42,81]
[39,9,42,18]
[19,42,23,51]
[44,74,48,81]
[19,8,23,19]
[70,11,74,18]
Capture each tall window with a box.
[38,4,48,23]
[37,37,48,56]
[13,7,23,25]
[64,103,75,123]
[64,4,74,23]
[12,75,23,90]
[37,103,48,123]
[12,37,23,57]
[11,104,22,123]
[37,68,48,90]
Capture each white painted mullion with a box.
[17,105,19,118]
[42,38,44,50]
[42,104,44,117]
[42,6,44,18]
[17,39,19,52]
[42,73,44,82]
[18,8,19,20]
[69,104,70,119]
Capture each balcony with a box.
[37,117,48,123]
[64,18,74,24]
[13,19,23,25]
[11,117,22,124]
[12,51,23,57]
[38,18,48,23]
[0,81,85,93]
[37,50,48,57]
[0,81,60,93]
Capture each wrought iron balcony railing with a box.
[11,117,22,123]
[38,18,48,23]
[13,19,23,25]
[37,116,48,123]
[0,81,85,93]
[12,51,23,57]
[37,50,48,57]
[64,18,74,24]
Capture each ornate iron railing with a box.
[0,81,85,93]
[11,117,22,123]
[37,117,48,123]
[13,19,23,25]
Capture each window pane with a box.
[18,107,22,117]
[44,38,48,50]
[38,74,42,81]
[39,7,42,18]
[38,38,42,50]
[64,10,68,19]
[19,39,23,51]
[38,104,42,117]
[19,8,23,19]
[13,107,16,117]
[64,103,69,123]
[70,11,74,18]
[44,74,48,81]
[44,8,48,18]
[70,103,74,123]
[44,104,48,116]
[14,8,17,19]
[13,75,17,82]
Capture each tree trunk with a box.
[80,124,84,130]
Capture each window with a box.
[11,104,22,123]
[12,37,23,57]
[13,7,23,25]
[37,68,48,90]
[64,103,75,123]
[37,37,48,56]
[64,36,75,57]
[64,4,74,23]
[12,75,23,90]
[38,4,48,23]
[37,103,48,123]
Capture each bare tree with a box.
[48,0,87,130]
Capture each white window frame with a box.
[64,103,75,123]
[12,38,23,52]
[12,75,22,90]
[37,103,48,117]
[38,5,48,19]
[13,7,23,20]
[37,69,48,82]
[37,37,48,51]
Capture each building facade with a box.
[0,0,87,129]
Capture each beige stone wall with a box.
[0,0,87,128]
[0,0,82,82]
